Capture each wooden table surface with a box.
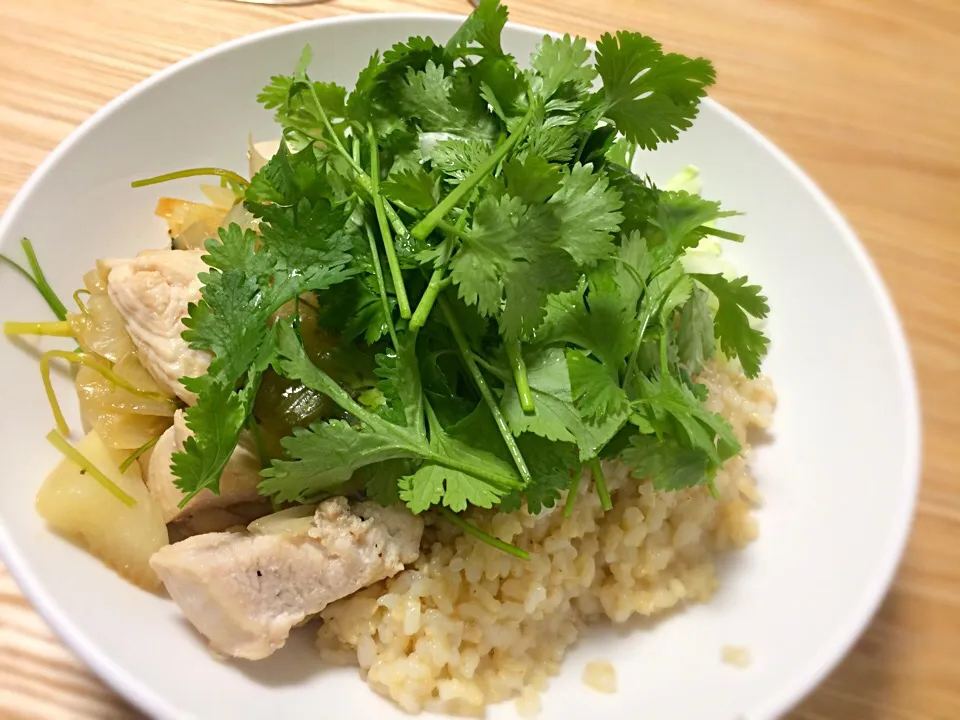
[1,0,958,718]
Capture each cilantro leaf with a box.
[246,142,335,207]
[606,165,660,236]
[501,347,580,443]
[613,230,653,311]
[692,273,769,377]
[579,125,619,169]
[471,57,528,119]
[171,329,277,502]
[504,155,562,205]
[425,136,494,183]
[315,275,396,345]
[399,462,503,513]
[449,195,558,318]
[536,280,635,367]
[500,435,579,514]
[374,333,424,432]
[677,285,715,374]
[257,50,349,141]
[520,111,583,163]
[358,459,414,507]
[445,0,509,57]
[530,34,597,100]
[548,163,623,266]
[621,433,710,491]
[381,166,440,211]
[262,419,418,503]
[649,191,739,261]
[594,31,715,149]
[171,377,250,501]
[348,37,449,134]
[500,347,628,460]
[634,372,740,463]
[174,222,354,498]
[499,248,579,341]
[401,62,497,140]
[566,348,629,419]
[261,324,520,508]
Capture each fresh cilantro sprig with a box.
[260,322,522,506]
[133,0,772,547]
[171,219,353,503]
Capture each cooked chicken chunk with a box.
[107,249,210,404]
[150,498,423,660]
[144,410,268,533]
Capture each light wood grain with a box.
[1,0,958,718]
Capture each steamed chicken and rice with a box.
[10,13,779,709]
[29,165,775,710]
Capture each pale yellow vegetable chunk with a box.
[36,430,169,590]
[94,412,172,450]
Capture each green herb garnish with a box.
[141,0,769,552]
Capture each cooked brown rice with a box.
[316,359,775,715]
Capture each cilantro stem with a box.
[363,223,399,347]
[20,239,69,320]
[506,339,535,413]
[368,124,411,319]
[622,271,686,390]
[307,83,358,174]
[439,507,530,561]
[0,253,35,286]
[119,435,160,474]
[351,134,361,165]
[574,131,591,164]
[4,321,74,337]
[563,470,582,517]
[280,332,522,491]
[304,127,412,243]
[702,226,745,243]
[46,430,136,508]
[131,167,249,189]
[410,268,445,331]
[435,219,469,241]
[1,241,69,321]
[410,210,468,331]
[659,324,670,378]
[589,457,612,511]
[623,309,655,392]
[438,296,533,487]
[410,110,533,242]
[246,416,271,471]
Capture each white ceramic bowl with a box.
[0,13,920,720]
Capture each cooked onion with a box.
[248,505,317,537]
[155,197,228,248]
[200,184,238,210]
[220,202,258,233]
[69,292,136,363]
[76,365,176,427]
[95,412,172,450]
[248,135,281,177]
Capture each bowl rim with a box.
[0,11,922,720]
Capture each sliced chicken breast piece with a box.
[144,410,268,532]
[150,498,423,660]
[107,249,210,404]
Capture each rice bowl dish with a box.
[0,4,919,720]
